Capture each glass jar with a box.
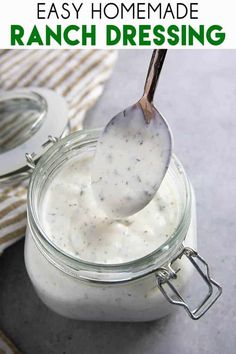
[24,129,222,322]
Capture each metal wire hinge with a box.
[156,247,222,320]
[25,135,59,170]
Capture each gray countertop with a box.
[0,50,235,354]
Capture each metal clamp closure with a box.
[25,135,59,170]
[156,247,222,320]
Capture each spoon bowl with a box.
[92,50,172,218]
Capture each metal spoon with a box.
[91,50,172,218]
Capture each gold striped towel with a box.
[0,49,117,254]
[0,329,21,354]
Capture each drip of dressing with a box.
[91,50,172,218]
[41,153,179,264]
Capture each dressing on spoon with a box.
[91,50,172,218]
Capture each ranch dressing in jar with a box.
[41,151,178,264]
[24,129,222,321]
[0,60,222,322]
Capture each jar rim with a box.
[27,128,192,282]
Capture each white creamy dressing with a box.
[41,152,179,264]
[91,104,172,218]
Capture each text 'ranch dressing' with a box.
[40,151,179,264]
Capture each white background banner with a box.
[0,0,235,49]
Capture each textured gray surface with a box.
[0,50,235,353]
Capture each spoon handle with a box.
[143,49,167,103]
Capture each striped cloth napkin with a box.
[0,330,21,354]
[0,49,117,254]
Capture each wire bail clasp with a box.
[26,135,59,170]
[156,247,222,320]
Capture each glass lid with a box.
[0,88,68,182]
[0,90,46,154]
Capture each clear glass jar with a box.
[24,129,222,321]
